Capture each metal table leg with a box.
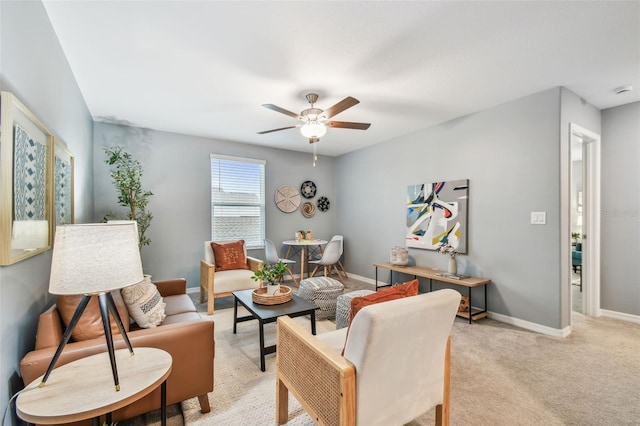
[259,320,266,372]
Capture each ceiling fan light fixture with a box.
[300,122,327,138]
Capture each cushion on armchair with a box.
[349,279,419,324]
[210,240,250,271]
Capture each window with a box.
[210,154,265,249]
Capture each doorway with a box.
[568,123,601,319]
[570,140,584,313]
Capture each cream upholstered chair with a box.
[276,289,461,426]
[309,239,347,286]
[200,240,262,315]
[264,239,298,286]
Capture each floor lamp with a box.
[41,222,144,391]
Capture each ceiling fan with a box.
[257,93,371,143]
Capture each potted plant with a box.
[295,230,307,241]
[103,146,154,250]
[251,260,288,295]
[571,232,581,245]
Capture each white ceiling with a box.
[43,1,640,157]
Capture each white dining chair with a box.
[265,239,298,286]
[309,239,347,286]
[312,235,348,280]
[330,235,348,279]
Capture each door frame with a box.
[568,123,601,319]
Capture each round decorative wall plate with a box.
[300,181,317,199]
[301,201,316,218]
[274,185,301,213]
[317,196,330,212]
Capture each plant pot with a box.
[266,284,280,295]
[448,257,457,275]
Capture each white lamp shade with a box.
[49,222,144,295]
[300,122,327,138]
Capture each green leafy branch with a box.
[104,146,153,249]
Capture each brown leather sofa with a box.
[20,278,214,424]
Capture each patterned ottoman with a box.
[298,277,345,320]
[336,289,376,329]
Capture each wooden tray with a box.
[252,286,292,305]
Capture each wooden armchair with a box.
[200,240,263,314]
[276,289,461,426]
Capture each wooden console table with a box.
[373,262,491,323]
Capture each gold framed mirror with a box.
[0,92,54,265]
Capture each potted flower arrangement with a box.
[437,243,462,275]
[251,260,288,295]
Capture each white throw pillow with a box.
[121,277,166,328]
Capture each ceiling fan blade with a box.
[257,125,298,135]
[321,97,359,119]
[262,104,301,119]
[327,121,371,130]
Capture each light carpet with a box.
[122,276,639,426]
[181,306,332,425]
[179,305,640,426]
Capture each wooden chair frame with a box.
[199,256,262,315]
[275,316,451,426]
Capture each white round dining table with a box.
[282,239,328,281]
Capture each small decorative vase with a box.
[448,257,457,275]
[266,284,280,295]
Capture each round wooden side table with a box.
[17,347,172,425]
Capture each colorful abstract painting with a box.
[406,179,469,252]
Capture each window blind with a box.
[210,154,265,249]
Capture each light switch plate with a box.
[531,211,546,225]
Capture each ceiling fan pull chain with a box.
[312,142,318,168]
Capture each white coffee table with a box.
[17,347,172,425]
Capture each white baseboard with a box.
[347,272,571,336]
[345,272,377,286]
[600,309,640,324]
[488,311,571,337]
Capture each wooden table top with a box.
[282,239,328,246]
[17,347,172,424]
[374,262,491,287]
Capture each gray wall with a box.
[0,0,94,418]
[601,102,640,316]
[336,88,566,328]
[93,123,337,285]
